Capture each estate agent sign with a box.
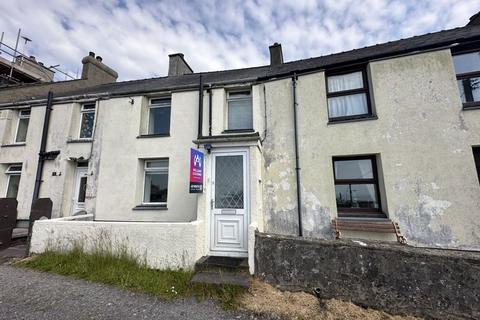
[189,148,204,193]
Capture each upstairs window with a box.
[326,69,372,121]
[453,51,480,108]
[143,159,169,205]
[79,104,96,139]
[15,109,30,143]
[227,90,253,130]
[148,98,171,135]
[333,156,384,218]
[5,164,22,199]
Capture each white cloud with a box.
[0,0,479,81]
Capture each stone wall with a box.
[255,232,480,319]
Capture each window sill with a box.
[328,115,377,125]
[67,139,93,143]
[462,103,480,111]
[137,133,170,139]
[222,129,255,134]
[1,143,26,148]
[133,204,168,211]
[338,211,387,219]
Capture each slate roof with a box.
[58,24,480,98]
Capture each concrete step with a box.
[191,271,250,288]
[195,255,248,272]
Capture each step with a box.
[191,271,250,288]
[195,255,248,271]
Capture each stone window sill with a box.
[137,134,170,139]
[328,115,378,125]
[67,139,93,143]
[1,143,26,148]
[133,205,168,211]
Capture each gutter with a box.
[292,74,303,237]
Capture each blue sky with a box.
[1,0,479,81]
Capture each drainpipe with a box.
[197,75,203,139]
[208,87,212,136]
[292,74,303,237]
[32,91,53,201]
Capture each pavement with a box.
[0,265,280,320]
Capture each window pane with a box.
[457,77,480,103]
[151,98,171,106]
[228,99,253,130]
[453,52,480,74]
[146,159,169,169]
[79,112,95,138]
[77,176,87,203]
[335,184,379,209]
[149,106,171,135]
[6,175,20,199]
[473,147,480,185]
[144,173,168,203]
[334,159,374,179]
[215,155,244,209]
[327,71,364,93]
[328,93,368,118]
[15,118,29,143]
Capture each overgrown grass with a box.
[17,245,245,309]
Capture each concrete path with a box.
[0,265,279,320]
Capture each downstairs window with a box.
[333,156,385,218]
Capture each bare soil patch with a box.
[240,279,422,320]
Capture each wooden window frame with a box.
[332,155,385,218]
[452,49,480,109]
[326,67,373,122]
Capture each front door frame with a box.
[72,166,88,214]
[208,147,250,257]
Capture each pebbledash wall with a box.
[262,49,480,250]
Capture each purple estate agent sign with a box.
[189,148,204,193]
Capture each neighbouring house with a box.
[1,13,480,273]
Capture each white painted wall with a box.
[30,216,205,270]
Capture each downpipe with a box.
[292,74,303,237]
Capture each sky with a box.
[0,0,479,81]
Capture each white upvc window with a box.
[143,159,169,205]
[227,89,253,130]
[5,164,22,199]
[15,109,30,143]
[79,103,96,139]
[148,98,171,135]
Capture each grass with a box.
[16,245,245,309]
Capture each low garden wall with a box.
[255,232,480,319]
[30,215,204,270]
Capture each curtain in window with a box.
[327,71,363,93]
[328,93,368,118]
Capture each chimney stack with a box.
[168,53,193,76]
[467,12,480,25]
[81,51,118,84]
[269,43,283,66]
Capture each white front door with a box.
[210,150,249,256]
[73,167,88,214]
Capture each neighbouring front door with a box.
[210,150,249,256]
[73,166,88,214]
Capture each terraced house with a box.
[1,12,480,272]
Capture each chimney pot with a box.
[89,51,95,57]
[168,53,193,76]
[96,56,103,62]
[269,43,283,66]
